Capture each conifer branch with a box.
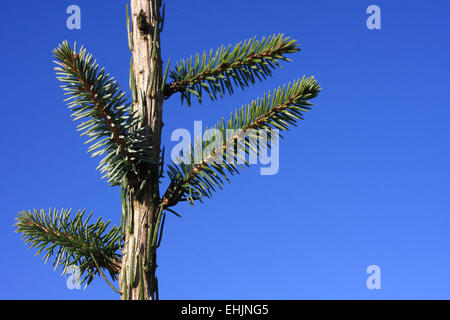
[15,208,122,286]
[164,34,300,105]
[54,41,157,187]
[15,2,323,299]
[162,77,321,207]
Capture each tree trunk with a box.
[119,0,163,300]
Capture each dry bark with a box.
[119,0,164,300]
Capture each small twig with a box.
[155,276,159,300]
[151,206,164,247]
[89,252,121,294]
[156,212,166,248]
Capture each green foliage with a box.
[164,34,300,105]
[15,208,122,286]
[17,5,321,295]
[163,77,321,207]
[54,41,156,187]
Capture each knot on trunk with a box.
[137,9,151,35]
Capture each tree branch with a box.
[54,41,157,187]
[15,208,122,285]
[164,34,301,105]
[162,77,321,207]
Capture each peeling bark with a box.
[119,0,163,300]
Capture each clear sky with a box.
[0,0,449,299]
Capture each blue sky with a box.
[0,0,449,299]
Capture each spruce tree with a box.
[15,0,321,300]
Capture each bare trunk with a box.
[119,0,163,300]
